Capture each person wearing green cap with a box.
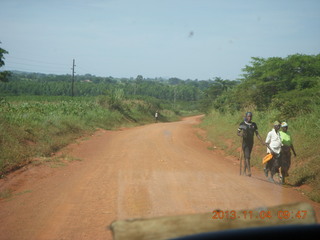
[279,122,297,184]
[264,121,282,183]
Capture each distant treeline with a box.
[0,72,217,102]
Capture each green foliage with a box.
[0,71,214,106]
[199,77,239,112]
[0,42,10,82]
[238,54,320,111]
[199,54,320,118]
[0,43,8,68]
[270,86,320,119]
[0,71,11,83]
[0,96,181,175]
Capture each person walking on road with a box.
[237,112,263,177]
[264,121,282,183]
[279,122,297,184]
[155,111,159,123]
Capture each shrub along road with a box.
[0,115,319,240]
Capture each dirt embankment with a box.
[0,115,319,240]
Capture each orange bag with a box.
[262,153,273,164]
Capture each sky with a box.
[1,0,320,80]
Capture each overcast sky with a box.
[1,0,319,80]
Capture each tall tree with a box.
[238,54,320,110]
[0,42,11,82]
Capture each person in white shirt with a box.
[264,121,282,183]
[155,111,159,123]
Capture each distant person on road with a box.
[264,121,282,183]
[237,112,263,177]
[279,122,297,184]
[155,111,159,123]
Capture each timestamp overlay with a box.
[212,209,308,220]
[210,202,317,226]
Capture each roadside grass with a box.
[0,189,32,200]
[0,189,13,199]
[200,106,320,203]
[32,155,83,168]
[0,189,32,201]
[0,95,182,175]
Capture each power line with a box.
[5,61,67,70]
[2,65,69,75]
[71,59,76,97]
[8,56,67,66]
[77,66,93,74]
[3,56,99,76]
[6,54,106,76]
[4,57,70,74]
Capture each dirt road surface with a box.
[0,115,319,240]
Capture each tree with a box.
[168,77,183,85]
[136,75,143,82]
[235,54,320,110]
[0,42,11,82]
[199,77,238,112]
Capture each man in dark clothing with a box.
[237,112,263,176]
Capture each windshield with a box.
[0,1,319,239]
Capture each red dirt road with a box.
[0,115,319,240]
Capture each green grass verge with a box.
[0,95,181,175]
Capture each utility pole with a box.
[173,86,177,109]
[133,81,137,95]
[71,59,76,97]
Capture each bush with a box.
[270,87,320,119]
